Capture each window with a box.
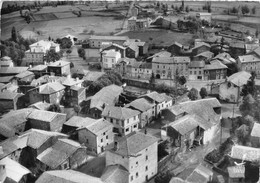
[127,119,129,124]
[131,176,133,181]
[86,139,89,144]
[126,128,129,132]
[106,135,108,139]
[103,132,106,136]
[110,119,113,123]
[199,71,201,74]
[122,120,125,126]
[64,163,68,169]
[146,155,148,160]
[101,139,103,143]
[136,161,138,166]
[146,166,148,171]
[136,172,139,178]
[116,120,119,125]
[157,65,159,68]
[163,66,165,69]
[190,71,192,74]
[194,71,197,74]
[134,124,137,128]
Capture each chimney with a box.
[114,141,119,151]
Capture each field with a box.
[119,29,194,46]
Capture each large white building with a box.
[101,49,121,70]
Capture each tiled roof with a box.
[238,54,260,63]
[15,70,34,79]
[29,101,51,110]
[48,60,70,67]
[62,77,83,87]
[0,91,23,100]
[36,170,103,183]
[125,98,155,112]
[142,91,165,103]
[39,82,65,94]
[193,42,210,50]
[160,93,172,102]
[248,47,260,57]
[227,165,245,178]
[29,65,48,71]
[153,56,191,64]
[28,110,65,122]
[103,49,121,57]
[0,138,19,159]
[101,164,129,183]
[231,145,260,162]
[107,131,158,156]
[0,76,14,83]
[149,51,171,59]
[64,116,94,127]
[0,157,31,182]
[0,67,28,75]
[90,84,123,111]
[1,56,11,61]
[204,60,228,70]
[227,71,251,87]
[102,106,140,120]
[90,35,129,41]
[83,71,105,82]
[85,118,113,135]
[37,139,82,169]
[189,61,205,68]
[195,51,214,59]
[250,122,260,138]
[186,171,208,183]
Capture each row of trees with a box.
[229,5,255,15]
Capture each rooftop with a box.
[39,81,65,94]
[48,60,70,67]
[29,65,48,71]
[0,67,28,75]
[204,60,228,70]
[186,171,208,183]
[152,56,190,64]
[62,77,83,87]
[90,35,129,41]
[101,164,129,183]
[15,70,34,79]
[238,54,260,63]
[0,76,14,83]
[142,91,166,103]
[102,49,121,57]
[250,122,260,138]
[125,98,155,112]
[83,71,105,82]
[28,101,51,110]
[28,109,66,122]
[227,71,251,87]
[0,91,23,100]
[194,51,214,59]
[36,170,103,183]
[107,131,158,157]
[102,106,140,120]
[37,139,82,169]
[231,145,260,162]
[189,61,205,68]
[227,165,245,178]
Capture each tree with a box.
[236,124,250,145]
[178,76,186,85]
[11,27,17,42]
[241,72,256,97]
[252,7,256,14]
[149,72,156,86]
[239,94,255,117]
[60,37,72,49]
[188,88,198,101]
[241,5,250,14]
[48,104,61,112]
[48,36,51,41]
[199,87,208,99]
[66,49,72,58]
[255,30,259,38]
[185,6,190,12]
[44,49,61,63]
[77,48,86,58]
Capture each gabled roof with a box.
[194,51,214,59]
[238,54,260,63]
[0,157,31,182]
[227,71,251,87]
[83,71,105,82]
[101,164,129,183]
[0,91,23,100]
[250,122,260,138]
[15,70,34,79]
[142,91,165,103]
[28,110,66,122]
[90,84,123,111]
[48,60,70,67]
[29,65,48,71]
[192,42,211,50]
[37,139,83,169]
[102,106,140,120]
[125,98,155,112]
[64,116,92,128]
[36,170,103,183]
[0,67,28,75]
[62,77,83,87]
[231,145,260,162]
[107,132,158,157]
[152,56,190,64]
[149,51,171,59]
[189,61,205,68]
[0,137,19,160]
[102,49,121,57]
[248,47,260,58]
[0,76,14,83]
[29,101,52,110]
[227,165,245,178]
[186,171,208,183]
[204,60,228,70]
[84,118,113,135]
[39,82,65,94]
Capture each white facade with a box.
[102,50,121,69]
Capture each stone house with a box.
[250,122,260,148]
[28,110,66,132]
[47,60,70,76]
[88,35,129,48]
[101,43,126,58]
[101,49,121,70]
[191,42,211,56]
[188,61,205,80]
[29,65,48,79]
[102,106,140,136]
[15,71,35,85]
[204,60,228,80]
[36,139,87,171]
[0,91,24,112]
[125,42,139,58]
[38,81,65,104]
[105,132,158,183]
[77,118,114,154]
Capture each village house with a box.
[161,98,221,149]
[250,122,260,148]
[124,41,139,58]
[102,106,140,136]
[101,164,129,183]
[0,56,14,68]
[140,91,172,118]
[127,16,150,31]
[227,165,245,183]
[28,101,51,111]
[204,60,228,80]
[36,170,103,183]
[105,131,158,183]
[86,84,123,119]
[29,65,48,79]
[15,70,35,85]
[38,81,65,104]
[193,51,214,61]
[0,137,22,161]
[229,42,246,58]
[28,110,66,132]
[186,164,213,183]
[125,98,155,128]
[62,116,87,135]
[0,67,28,77]
[101,49,121,70]
[82,71,105,86]
[0,91,24,112]
[47,60,70,76]
[88,35,129,48]
[0,108,34,139]
[0,157,31,183]
[219,71,251,103]
[77,118,114,154]
[36,138,87,171]
[213,52,236,65]
[101,43,126,58]
[152,56,190,79]
[191,42,211,56]
[24,40,60,66]
[188,61,205,80]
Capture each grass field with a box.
[119,29,194,46]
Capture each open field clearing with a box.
[120,29,194,46]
